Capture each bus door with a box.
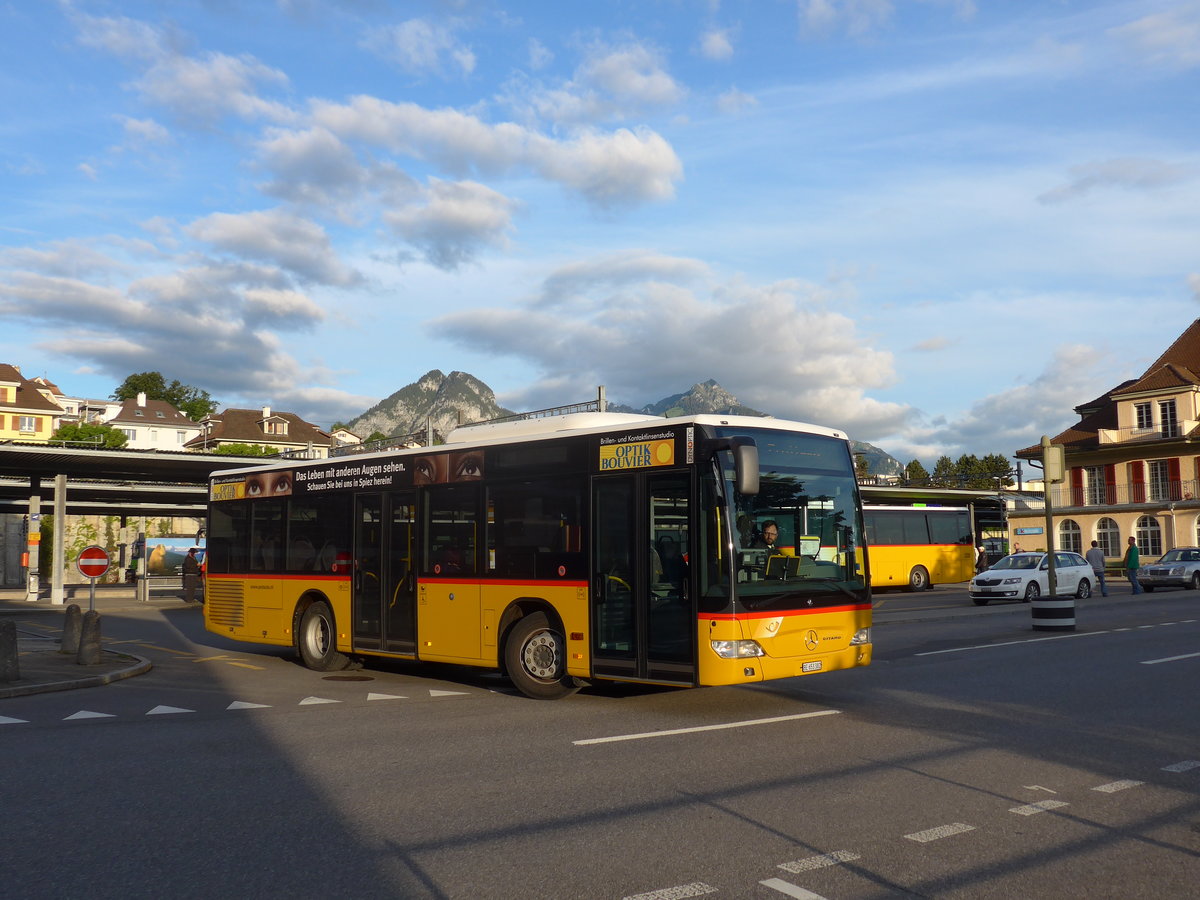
[591,472,694,685]
[352,491,417,653]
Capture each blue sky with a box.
[2,0,1197,464]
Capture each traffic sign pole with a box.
[76,546,111,613]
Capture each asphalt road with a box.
[1,585,1197,899]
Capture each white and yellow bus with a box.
[862,504,975,591]
[204,412,872,699]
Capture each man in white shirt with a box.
[1084,540,1108,596]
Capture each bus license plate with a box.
[802,661,823,673]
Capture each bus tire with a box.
[504,611,578,700]
[905,566,929,592]
[297,601,350,672]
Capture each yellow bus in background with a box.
[203,411,872,699]
[863,504,975,591]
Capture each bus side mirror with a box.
[732,440,759,496]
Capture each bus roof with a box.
[209,412,848,478]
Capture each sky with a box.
[2,0,1197,466]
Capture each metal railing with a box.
[1097,421,1194,444]
[1019,477,1200,511]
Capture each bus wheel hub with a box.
[523,633,559,679]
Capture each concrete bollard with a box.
[0,619,19,683]
[61,604,82,655]
[1031,594,1076,631]
[77,610,103,666]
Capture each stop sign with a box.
[77,545,110,579]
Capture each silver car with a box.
[1138,547,1200,592]
[969,551,1094,605]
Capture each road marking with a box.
[0,715,30,725]
[760,878,829,899]
[1141,652,1200,665]
[1163,760,1200,772]
[916,630,1110,657]
[1010,800,1069,816]
[147,705,194,715]
[1093,780,1143,793]
[227,701,271,710]
[905,823,975,843]
[64,710,115,720]
[136,643,195,656]
[574,710,840,745]
[226,661,266,670]
[367,692,407,700]
[1023,785,1058,793]
[299,696,340,705]
[429,689,469,697]
[779,850,860,873]
[624,882,717,900]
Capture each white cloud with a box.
[715,87,758,114]
[429,252,908,436]
[362,19,476,77]
[799,0,894,37]
[1110,6,1200,69]
[116,116,172,147]
[310,96,683,208]
[186,209,360,286]
[528,38,553,70]
[385,179,518,270]
[700,28,735,61]
[1039,158,1197,204]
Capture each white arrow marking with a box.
[299,696,340,705]
[0,715,30,725]
[429,689,468,697]
[1023,785,1058,793]
[147,705,194,715]
[760,879,829,899]
[367,692,407,700]
[64,710,115,720]
[227,701,271,710]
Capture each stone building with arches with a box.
[1011,318,1200,565]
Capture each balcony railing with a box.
[1019,478,1200,511]
[1097,421,1195,444]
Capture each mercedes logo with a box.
[804,630,819,651]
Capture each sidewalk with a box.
[0,587,167,699]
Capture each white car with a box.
[969,551,1094,605]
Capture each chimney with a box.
[137,392,147,407]
[262,405,271,419]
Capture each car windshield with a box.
[1159,549,1199,563]
[991,554,1041,571]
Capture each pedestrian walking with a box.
[1122,536,1142,595]
[1085,540,1108,596]
[182,548,201,603]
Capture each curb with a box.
[0,649,153,699]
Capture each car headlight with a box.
[1169,566,1184,576]
[1003,577,1022,584]
[710,639,765,658]
[850,628,870,645]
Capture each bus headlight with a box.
[711,639,765,658]
[850,628,871,645]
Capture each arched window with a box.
[1058,519,1082,554]
[1096,517,1120,557]
[1136,516,1162,556]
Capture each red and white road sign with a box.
[77,545,111,579]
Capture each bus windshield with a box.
[713,427,867,610]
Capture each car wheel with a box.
[1075,578,1091,600]
[1023,582,1040,602]
[1192,573,1200,591]
[1144,585,1155,593]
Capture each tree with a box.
[213,443,274,457]
[50,422,128,449]
[930,455,956,487]
[904,459,930,484]
[854,453,870,479]
[113,372,217,422]
[365,431,389,444]
[978,453,1015,489]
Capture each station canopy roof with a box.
[0,442,274,517]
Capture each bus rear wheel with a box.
[505,611,578,700]
[906,566,930,592]
[297,601,350,671]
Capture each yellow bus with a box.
[203,412,872,699]
[862,504,975,591]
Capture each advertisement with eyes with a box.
[413,450,484,484]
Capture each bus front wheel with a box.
[297,601,350,671]
[906,566,930,592]
[504,611,578,700]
